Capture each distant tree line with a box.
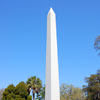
[1,70,100,100]
[60,84,85,100]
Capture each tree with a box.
[15,82,30,99]
[94,36,100,55]
[2,84,16,100]
[36,85,45,100]
[60,83,85,100]
[83,70,100,100]
[2,82,31,100]
[0,89,4,100]
[26,76,42,100]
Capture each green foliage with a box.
[26,76,42,100]
[94,36,100,55]
[2,82,32,100]
[2,84,15,100]
[60,83,85,100]
[15,82,29,98]
[36,85,45,100]
[83,70,100,100]
[27,95,32,100]
[2,76,43,100]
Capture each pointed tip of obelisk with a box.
[49,8,53,12]
[48,7,55,15]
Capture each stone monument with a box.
[45,8,60,100]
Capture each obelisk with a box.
[45,8,60,100]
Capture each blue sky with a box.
[0,0,100,89]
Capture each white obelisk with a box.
[45,8,60,100]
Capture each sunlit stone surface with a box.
[45,8,60,100]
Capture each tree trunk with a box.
[33,92,35,100]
